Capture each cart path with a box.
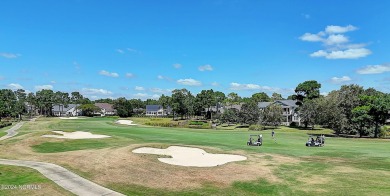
[0,159,125,196]
[0,118,125,196]
[0,121,25,141]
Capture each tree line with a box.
[0,81,389,138]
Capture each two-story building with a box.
[258,100,301,126]
[94,103,116,116]
[145,105,171,116]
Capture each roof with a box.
[275,100,297,107]
[94,103,115,112]
[258,100,297,108]
[52,104,79,112]
[258,102,272,108]
[146,105,163,112]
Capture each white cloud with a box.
[149,88,172,94]
[173,63,182,69]
[330,76,352,84]
[157,75,173,81]
[133,93,148,98]
[300,25,370,59]
[310,48,371,59]
[126,73,134,78]
[230,82,261,90]
[177,78,202,86]
[127,48,137,53]
[152,94,160,99]
[229,82,294,94]
[321,92,329,96]
[50,80,56,84]
[7,83,24,90]
[35,85,53,90]
[117,49,125,54]
[135,86,145,91]
[211,82,219,86]
[0,53,20,59]
[198,64,213,71]
[99,70,119,78]
[310,50,328,57]
[325,25,357,34]
[357,64,390,74]
[325,34,349,45]
[81,88,113,95]
[299,33,324,42]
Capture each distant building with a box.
[145,105,171,116]
[94,103,116,116]
[258,100,301,126]
[52,104,81,117]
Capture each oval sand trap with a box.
[42,131,111,139]
[132,146,247,167]
[116,120,137,126]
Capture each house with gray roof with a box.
[52,104,81,117]
[258,100,301,126]
[94,103,116,116]
[146,105,171,116]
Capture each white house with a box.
[145,105,170,116]
[94,103,116,116]
[52,104,81,117]
[258,100,301,126]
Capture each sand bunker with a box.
[116,120,137,126]
[132,146,247,167]
[42,131,111,139]
[59,117,84,120]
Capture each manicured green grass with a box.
[7,117,390,195]
[0,165,72,195]
[0,131,7,137]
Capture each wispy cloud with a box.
[132,93,161,100]
[125,73,135,78]
[325,25,357,34]
[310,48,371,59]
[117,49,125,54]
[35,85,53,90]
[229,82,294,94]
[135,86,145,91]
[157,75,173,81]
[211,82,219,86]
[99,70,119,78]
[149,88,173,94]
[0,53,21,59]
[173,63,182,69]
[198,64,213,71]
[356,64,390,74]
[81,88,113,95]
[300,25,370,59]
[7,83,24,90]
[0,76,4,80]
[177,78,202,86]
[330,76,352,84]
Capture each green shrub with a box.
[248,124,264,131]
[379,126,389,138]
[0,122,12,129]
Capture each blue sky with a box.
[1,0,390,100]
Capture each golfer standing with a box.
[272,130,276,143]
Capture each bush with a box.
[289,122,298,127]
[248,124,264,131]
[0,122,12,129]
[379,126,389,138]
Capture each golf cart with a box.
[306,135,325,147]
[247,134,263,146]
